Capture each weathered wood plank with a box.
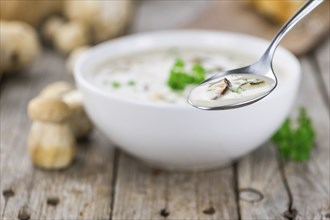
[1,51,70,219]
[238,144,288,219]
[111,153,167,219]
[283,58,330,219]
[27,131,114,220]
[112,153,238,220]
[0,50,114,219]
[315,37,330,98]
[237,54,330,219]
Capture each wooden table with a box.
[1,1,329,219]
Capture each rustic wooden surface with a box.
[1,1,329,220]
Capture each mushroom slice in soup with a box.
[189,74,275,108]
[240,79,266,90]
[210,78,231,100]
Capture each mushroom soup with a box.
[189,74,275,108]
[91,49,278,105]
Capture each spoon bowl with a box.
[188,64,278,110]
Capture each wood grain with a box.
[0,51,115,220]
[27,131,114,220]
[112,153,238,220]
[238,144,288,219]
[282,58,330,219]
[1,51,70,220]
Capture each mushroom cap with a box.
[0,20,40,73]
[63,90,83,109]
[42,16,65,42]
[53,21,89,54]
[28,97,72,122]
[40,81,74,98]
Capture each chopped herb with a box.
[112,81,121,89]
[272,108,315,161]
[167,58,206,91]
[191,63,206,84]
[128,80,136,86]
[231,87,243,94]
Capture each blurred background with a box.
[1,0,329,77]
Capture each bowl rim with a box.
[74,29,301,111]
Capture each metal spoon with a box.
[188,0,324,110]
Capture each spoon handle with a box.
[264,0,324,61]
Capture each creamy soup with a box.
[189,74,275,108]
[92,49,277,105]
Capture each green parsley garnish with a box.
[231,87,243,94]
[128,80,136,86]
[272,108,315,161]
[167,58,206,91]
[191,63,206,83]
[112,81,121,89]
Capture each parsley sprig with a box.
[272,108,315,161]
[167,58,206,91]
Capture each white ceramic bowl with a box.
[75,30,300,171]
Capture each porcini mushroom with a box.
[38,81,93,139]
[39,81,74,98]
[53,21,89,54]
[64,0,132,43]
[0,20,40,74]
[63,90,93,139]
[41,16,66,43]
[28,97,76,169]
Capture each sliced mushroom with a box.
[240,80,265,90]
[210,78,231,100]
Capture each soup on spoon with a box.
[189,73,275,109]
